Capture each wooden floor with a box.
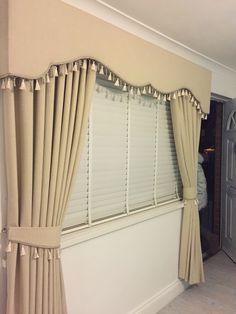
[159,251,236,314]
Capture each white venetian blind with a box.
[90,88,128,222]
[64,79,182,230]
[128,96,156,210]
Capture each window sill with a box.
[61,200,184,250]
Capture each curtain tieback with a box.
[7,226,61,249]
[183,187,198,204]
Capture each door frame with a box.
[203,94,231,255]
[211,94,232,250]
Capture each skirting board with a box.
[129,279,187,314]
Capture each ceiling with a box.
[98,0,236,70]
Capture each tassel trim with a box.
[33,248,39,259]
[1,259,6,269]
[0,58,208,119]
[5,241,12,253]
[20,245,26,256]
[4,241,61,261]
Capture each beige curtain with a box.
[3,60,96,314]
[170,95,204,284]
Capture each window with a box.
[63,78,182,230]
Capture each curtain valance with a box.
[0,58,208,119]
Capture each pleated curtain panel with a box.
[3,60,96,314]
[170,95,204,284]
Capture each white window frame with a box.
[62,200,184,248]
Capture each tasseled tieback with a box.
[4,226,61,260]
[183,187,199,206]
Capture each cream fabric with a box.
[170,95,204,284]
[8,226,61,248]
[3,61,96,314]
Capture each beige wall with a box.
[0,0,8,75]
[2,0,211,112]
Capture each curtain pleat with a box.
[170,95,204,284]
[60,65,96,223]
[3,61,96,314]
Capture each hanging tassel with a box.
[123,84,127,91]
[108,72,112,81]
[172,92,176,99]
[20,245,26,256]
[91,61,96,71]
[130,87,134,95]
[194,100,198,107]
[1,79,6,90]
[142,87,146,94]
[48,250,52,261]
[54,67,59,77]
[73,62,78,72]
[5,241,12,253]
[153,91,157,98]
[181,89,185,96]
[82,60,87,70]
[137,88,141,96]
[177,90,181,97]
[148,86,152,94]
[197,103,200,110]
[6,78,11,89]
[201,113,205,119]
[163,95,167,101]
[114,78,119,86]
[19,79,26,90]
[167,94,171,101]
[1,259,6,269]
[185,90,188,96]
[64,65,68,75]
[190,96,195,103]
[46,73,50,83]
[204,114,208,120]
[99,65,104,75]
[35,80,40,91]
[157,94,161,101]
[33,248,39,259]
[13,78,16,87]
[59,65,64,76]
